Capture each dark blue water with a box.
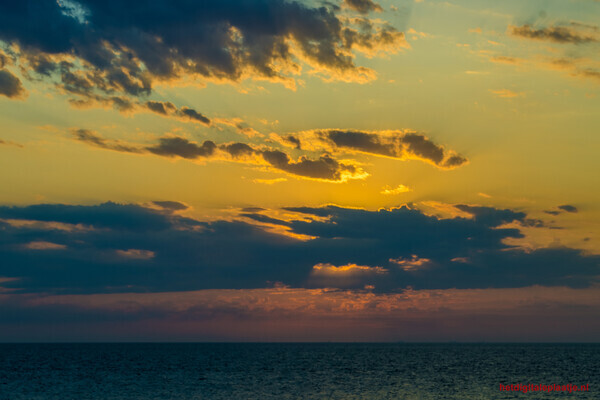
[0,343,598,399]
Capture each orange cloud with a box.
[4,286,599,341]
[23,241,67,250]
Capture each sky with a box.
[0,0,599,342]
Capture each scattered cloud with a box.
[0,0,408,108]
[545,205,579,216]
[274,129,468,170]
[407,28,431,40]
[115,249,155,260]
[253,178,287,185]
[381,184,412,195]
[343,0,383,14]
[74,131,367,182]
[144,101,210,125]
[146,137,217,159]
[308,262,386,288]
[510,24,599,44]
[152,201,189,212]
[73,129,143,154]
[23,241,67,251]
[489,89,525,98]
[558,204,578,213]
[389,255,431,271]
[0,139,23,148]
[489,56,523,65]
[0,69,27,99]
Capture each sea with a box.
[0,343,598,399]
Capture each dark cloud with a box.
[0,0,406,107]
[178,107,211,125]
[297,130,468,169]
[145,100,176,115]
[344,0,382,14]
[0,51,10,68]
[0,202,176,232]
[510,24,598,44]
[146,137,217,159]
[0,69,26,99]
[283,134,302,149]
[261,150,360,181]
[145,101,211,125]
[220,142,255,158]
[454,205,526,226]
[75,132,365,182]
[0,202,597,295]
[545,204,578,215]
[152,201,189,211]
[73,129,142,153]
[558,204,578,213]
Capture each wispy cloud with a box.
[381,184,412,195]
[489,89,525,98]
[510,24,599,44]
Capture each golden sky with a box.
[0,0,598,341]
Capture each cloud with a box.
[545,204,578,215]
[489,56,522,65]
[510,24,599,44]
[1,285,600,341]
[343,0,383,14]
[0,202,597,295]
[276,130,468,169]
[115,249,155,260]
[146,137,218,159]
[74,126,466,180]
[0,69,26,99]
[253,178,287,185]
[389,255,431,271]
[308,262,387,288]
[489,89,524,98]
[0,202,177,232]
[0,0,408,108]
[485,46,600,85]
[75,131,366,182]
[23,241,67,251]
[578,68,600,81]
[152,201,189,212]
[145,101,211,125]
[558,204,578,213]
[73,129,143,153]
[381,184,412,195]
[544,210,561,216]
[0,139,23,148]
[261,150,364,182]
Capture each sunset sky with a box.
[0,0,599,341]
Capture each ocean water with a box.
[0,343,598,399]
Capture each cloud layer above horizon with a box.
[0,201,597,295]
